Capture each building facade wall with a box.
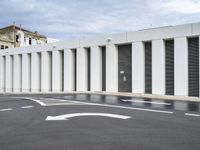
[0,23,200,97]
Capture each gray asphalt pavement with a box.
[0,94,200,150]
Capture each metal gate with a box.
[145,42,152,94]
[118,44,132,92]
[188,37,199,97]
[165,40,174,95]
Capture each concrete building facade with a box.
[0,23,200,97]
[0,25,47,49]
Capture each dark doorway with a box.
[118,44,132,92]
[188,37,199,97]
[165,40,174,95]
[145,42,152,94]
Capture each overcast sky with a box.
[1,0,200,40]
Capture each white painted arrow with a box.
[46,113,131,121]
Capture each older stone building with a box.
[0,25,47,49]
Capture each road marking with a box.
[0,108,13,112]
[39,98,69,102]
[122,99,171,105]
[46,113,131,121]
[46,103,86,106]
[185,113,200,117]
[24,98,46,106]
[25,97,85,106]
[28,98,173,114]
[21,106,33,109]
[86,103,174,114]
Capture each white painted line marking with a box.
[122,99,171,105]
[43,98,174,114]
[46,113,131,121]
[26,98,174,114]
[24,98,46,106]
[39,98,69,102]
[0,108,13,112]
[21,106,33,109]
[46,103,86,106]
[38,98,81,104]
[25,98,81,106]
[86,103,174,114]
[185,113,200,117]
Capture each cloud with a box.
[161,0,200,14]
[0,0,200,40]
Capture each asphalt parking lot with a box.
[0,94,200,150]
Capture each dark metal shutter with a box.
[188,37,199,97]
[118,44,132,92]
[145,42,152,94]
[165,40,174,95]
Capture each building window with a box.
[29,38,32,45]
[1,45,4,49]
[5,46,8,49]
[16,35,19,42]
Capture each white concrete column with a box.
[64,49,75,91]
[52,50,62,92]
[152,40,165,95]
[91,46,102,91]
[31,53,41,92]
[0,56,5,92]
[41,51,52,92]
[13,55,21,92]
[175,37,188,96]
[22,53,31,92]
[106,44,118,92]
[77,48,88,91]
[5,55,13,92]
[132,42,145,93]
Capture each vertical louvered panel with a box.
[165,40,174,95]
[145,42,152,94]
[188,37,199,97]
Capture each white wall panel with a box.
[106,44,118,92]
[64,49,75,91]
[22,53,31,92]
[52,50,63,92]
[175,37,188,96]
[132,42,145,93]
[0,56,5,92]
[31,53,41,92]
[5,55,13,92]
[13,55,22,92]
[77,48,88,91]
[41,51,52,92]
[152,40,165,95]
[91,46,102,91]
